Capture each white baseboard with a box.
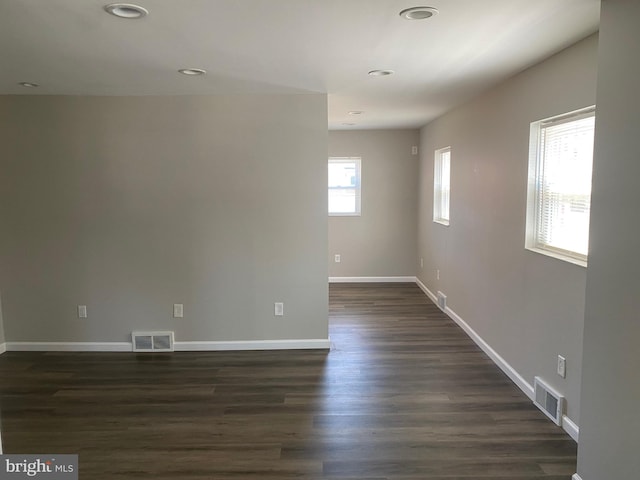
[0,342,6,355]
[175,338,331,351]
[563,415,580,442]
[416,276,579,441]
[329,276,417,283]
[5,338,331,353]
[443,302,535,400]
[572,474,583,480]
[7,342,132,352]
[416,277,437,303]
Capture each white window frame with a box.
[433,147,451,226]
[525,106,596,267]
[328,157,361,216]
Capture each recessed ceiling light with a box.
[348,111,364,115]
[104,3,149,19]
[19,82,39,88]
[342,123,356,126]
[399,6,439,20]
[368,69,394,76]
[178,68,207,76]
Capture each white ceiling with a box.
[0,0,600,130]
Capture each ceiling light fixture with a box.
[178,68,207,76]
[368,70,394,77]
[348,111,364,115]
[104,3,149,19]
[19,82,39,88]
[399,6,439,20]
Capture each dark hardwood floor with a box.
[0,283,576,479]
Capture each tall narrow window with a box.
[328,157,361,216]
[433,147,451,225]
[526,106,595,265]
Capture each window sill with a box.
[433,219,450,226]
[525,246,587,268]
[329,212,361,217]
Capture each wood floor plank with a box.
[0,283,576,478]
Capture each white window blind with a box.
[527,107,595,264]
[328,157,361,216]
[433,147,451,225]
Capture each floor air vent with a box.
[132,331,175,352]
[436,291,447,310]
[534,376,564,425]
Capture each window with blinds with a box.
[329,157,361,216]
[526,106,596,265]
[433,147,451,226]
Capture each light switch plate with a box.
[557,355,566,378]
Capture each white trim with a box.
[7,342,133,352]
[5,339,331,353]
[572,474,583,480]
[419,276,531,395]
[416,277,580,441]
[416,277,437,303]
[563,414,580,442]
[174,338,331,351]
[433,219,450,227]
[442,303,535,400]
[329,276,417,283]
[525,246,587,268]
[0,342,6,355]
[328,212,361,217]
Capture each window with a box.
[433,147,451,225]
[328,157,361,216]
[526,106,596,266]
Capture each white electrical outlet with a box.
[173,303,184,318]
[274,302,284,316]
[334,254,341,263]
[557,355,566,378]
[436,269,440,280]
[411,146,418,155]
[78,305,87,318]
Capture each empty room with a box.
[0,1,638,479]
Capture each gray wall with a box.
[0,94,329,343]
[0,294,4,345]
[417,34,598,423]
[329,130,419,278]
[577,1,640,478]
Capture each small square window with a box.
[329,157,361,216]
